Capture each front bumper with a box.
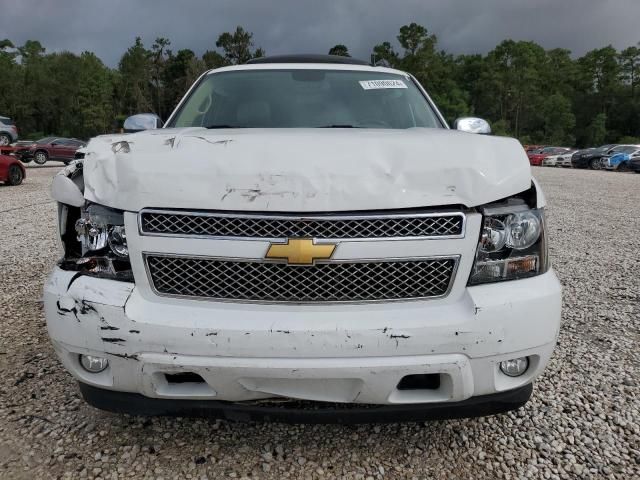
[15,149,34,161]
[45,266,561,418]
[78,381,533,424]
[571,156,593,168]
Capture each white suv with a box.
[45,55,561,423]
[0,116,18,145]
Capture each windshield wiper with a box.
[205,124,246,129]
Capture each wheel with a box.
[589,158,601,170]
[7,164,24,185]
[19,157,32,164]
[617,162,629,172]
[0,133,11,146]
[33,150,48,165]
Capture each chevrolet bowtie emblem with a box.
[266,238,337,265]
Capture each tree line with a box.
[0,24,639,147]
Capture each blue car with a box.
[602,145,640,170]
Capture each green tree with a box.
[371,41,399,67]
[202,50,225,69]
[117,37,152,115]
[481,40,547,138]
[150,37,171,118]
[540,93,576,145]
[586,113,607,146]
[619,46,640,98]
[163,49,206,112]
[0,40,19,117]
[397,23,436,56]
[216,26,264,65]
[578,46,620,114]
[328,44,350,57]
[77,52,114,137]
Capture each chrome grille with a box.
[146,255,457,303]
[140,211,464,239]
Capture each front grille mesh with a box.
[140,211,464,239]
[146,256,456,302]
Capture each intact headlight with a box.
[469,202,548,285]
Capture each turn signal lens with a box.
[506,256,538,276]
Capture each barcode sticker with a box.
[359,79,407,90]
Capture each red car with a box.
[527,147,570,166]
[0,154,25,185]
[18,137,86,165]
[523,144,546,153]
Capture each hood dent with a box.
[82,129,532,212]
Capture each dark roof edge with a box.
[246,54,370,66]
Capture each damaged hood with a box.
[82,128,532,212]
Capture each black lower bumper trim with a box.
[79,382,533,424]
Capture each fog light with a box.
[499,357,529,377]
[79,354,109,373]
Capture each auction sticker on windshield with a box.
[359,79,407,90]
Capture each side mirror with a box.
[453,117,491,135]
[123,113,164,133]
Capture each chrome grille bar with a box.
[145,254,458,303]
[139,210,465,240]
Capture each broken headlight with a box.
[62,204,133,281]
[468,200,548,285]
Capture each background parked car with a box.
[571,144,619,169]
[0,153,25,185]
[0,116,19,146]
[543,151,576,167]
[629,155,640,173]
[18,137,86,165]
[523,144,547,153]
[603,146,640,170]
[528,146,571,166]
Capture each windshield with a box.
[168,69,443,129]
[617,146,638,153]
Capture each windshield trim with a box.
[165,67,448,130]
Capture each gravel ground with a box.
[0,165,638,479]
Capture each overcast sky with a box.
[2,0,639,66]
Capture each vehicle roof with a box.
[205,62,409,77]
[247,54,370,66]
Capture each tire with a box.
[617,162,629,172]
[0,133,10,146]
[19,157,32,164]
[589,158,601,170]
[33,150,48,165]
[7,164,24,186]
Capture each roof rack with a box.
[246,54,370,66]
